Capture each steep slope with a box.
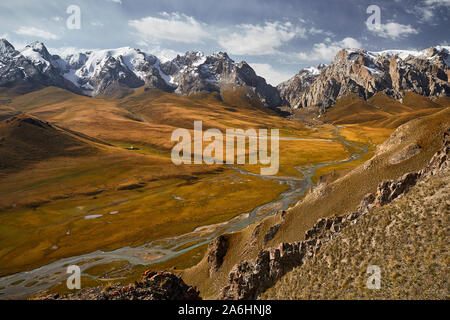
[262,130,449,299]
[277,64,326,108]
[279,46,450,110]
[59,46,175,96]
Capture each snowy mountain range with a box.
[1,38,449,111]
[0,39,281,108]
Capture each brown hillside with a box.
[0,115,98,172]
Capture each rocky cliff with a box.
[278,47,450,109]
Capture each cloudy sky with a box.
[0,0,448,85]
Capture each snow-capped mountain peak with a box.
[18,42,53,71]
[0,40,280,108]
[0,39,17,56]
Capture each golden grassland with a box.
[0,87,315,277]
[0,167,288,276]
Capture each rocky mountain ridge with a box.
[2,39,449,111]
[0,39,281,108]
[278,46,450,109]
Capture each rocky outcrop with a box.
[279,46,449,109]
[207,235,229,276]
[263,224,281,245]
[419,129,450,176]
[220,128,449,300]
[39,270,201,300]
[220,212,359,300]
[360,128,449,211]
[162,51,282,109]
[358,171,421,212]
[277,64,326,108]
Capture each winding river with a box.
[0,126,370,299]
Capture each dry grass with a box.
[262,168,449,299]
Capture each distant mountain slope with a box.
[323,92,446,128]
[0,114,98,171]
[279,46,450,109]
[0,39,281,109]
[0,105,20,121]
[161,51,282,108]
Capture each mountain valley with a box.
[0,39,448,300]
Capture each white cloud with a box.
[249,63,294,86]
[308,27,334,37]
[218,22,306,55]
[409,0,450,23]
[366,21,419,39]
[424,0,450,5]
[107,0,122,4]
[129,12,210,44]
[91,21,104,27]
[297,37,362,61]
[136,40,181,62]
[15,26,59,40]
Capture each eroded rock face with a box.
[207,235,229,276]
[263,224,281,245]
[278,47,449,109]
[163,51,282,109]
[221,241,308,300]
[390,144,422,165]
[220,128,449,300]
[420,129,450,176]
[39,270,201,300]
[277,64,326,108]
